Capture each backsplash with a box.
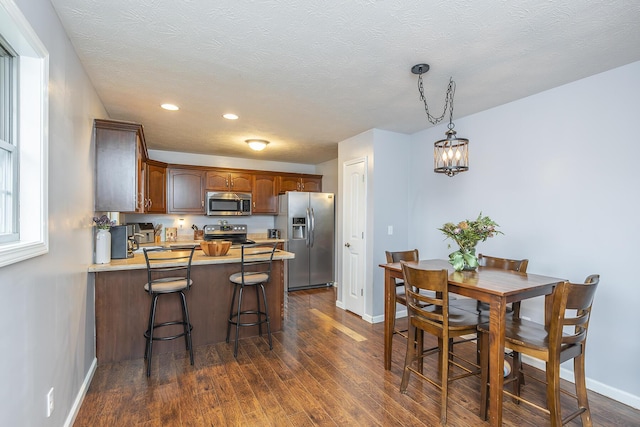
[123,213,276,242]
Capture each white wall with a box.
[407,61,640,407]
[0,0,106,425]
[337,129,410,317]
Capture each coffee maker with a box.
[110,225,129,259]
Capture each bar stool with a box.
[143,247,195,377]
[226,242,277,357]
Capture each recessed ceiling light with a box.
[223,113,239,120]
[161,103,179,111]
[246,139,270,151]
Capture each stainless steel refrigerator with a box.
[275,192,335,291]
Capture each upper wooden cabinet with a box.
[252,173,278,214]
[145,160,167,213]
[205,170,252,192]
[167,167,206,214]
[277,174,322,194]
[94,119,148,213]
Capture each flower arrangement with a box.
[439,212,503,271]
[93,214,115,230]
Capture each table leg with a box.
[384,268,395,370]
[488,296,507,426]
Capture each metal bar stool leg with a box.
[259,283,273,349]
[255,283,263,336]
[233,284,245,357]
[226,283,239,344]
[179,291,194,365]
[145,294,159,377]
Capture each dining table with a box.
[379,259,565,426]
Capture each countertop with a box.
[88,239,292,273]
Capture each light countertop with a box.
[88,240,292,273]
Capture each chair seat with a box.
[230,272,270,285]
[478,318,576,354]
[414,306,487,330]
[144,277,192,293]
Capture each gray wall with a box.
[0,0,106,425]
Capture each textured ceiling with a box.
[50,0,640,165]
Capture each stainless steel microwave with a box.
[206,192,252,216]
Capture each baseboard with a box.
[362,314,375,323]
[64,357,97,427]
[335,300,345,309]
[521,355,640,410]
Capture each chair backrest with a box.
[386,249,419,264]
[478,253,528,273]
[547,274,599,357]
[239,242,278,285]
[401,262,449,329]
[143,247,195,294]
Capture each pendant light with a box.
[412,64,469,177]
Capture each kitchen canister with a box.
[95,228,112,264]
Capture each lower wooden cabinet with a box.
[167,168,205,214]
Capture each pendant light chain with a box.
[417,74,456,128]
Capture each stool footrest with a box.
[145,321,193,341]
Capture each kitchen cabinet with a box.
[167,167,206,214]
[94,119,147,213]
[145,160,167,213]
[252,173,278,214]
[205,170,252,192]
[277,174,322,194]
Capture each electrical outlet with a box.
[387,225,393,235]
[46,387,54,417]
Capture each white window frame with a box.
[0,0,49,267]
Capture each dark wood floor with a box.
[74,287,639,426]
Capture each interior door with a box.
[342,158,366,316]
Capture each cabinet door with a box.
[146,162,166,213]
[205,170,230,191]
[277,176,301,193]
[167,168,205,213]
[95,120,145,213]
[253,173,278,214]
[230,172,253,192]
[301,176,322,192]
[135,135,146,212]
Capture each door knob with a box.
[344,242,351,247]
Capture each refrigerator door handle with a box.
[306,207,311,247]
[310,207,315,247]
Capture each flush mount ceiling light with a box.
[246,139,270,151]
[223,113,238,120]
[161,103,179,111]
[411,63,469,177]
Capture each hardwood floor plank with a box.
[73,288,640,427]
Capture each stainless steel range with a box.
[203,223,255,245]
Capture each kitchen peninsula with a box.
[88,246,293,364]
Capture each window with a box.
[0,41,18,243]
[0,0,49,267]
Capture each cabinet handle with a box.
[253,202,256,208]
[148,199,152,208]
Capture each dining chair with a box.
[478,274,600,426]
[385,249,420,349]
[226,242,278,357]
[142,247,196,377]
[399,262,482,426]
